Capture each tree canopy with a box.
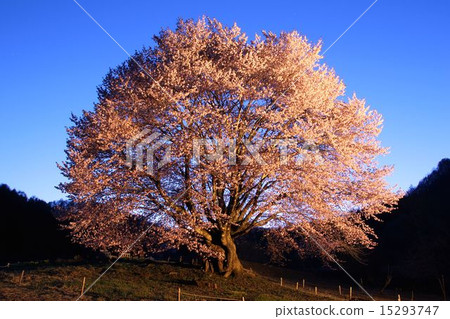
[59,17,399,276]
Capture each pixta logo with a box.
[126,129,171,176]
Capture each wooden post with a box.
[440,274,446,301]
[19,270,25,284]
[280,277,283,286]
[397,294,401,301]
[242,296,245,301]
[177,287,181,301]
[349,286,353,300]
[302,279,305,289]
[339,285,342,296]
[314,286,318,295]
[296,282,299,290]
[80,277,86,296]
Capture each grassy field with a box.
[0,259,345,301]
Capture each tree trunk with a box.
[221,231,244,277]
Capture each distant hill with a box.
[369,159,450,291]
[0,184,82,263]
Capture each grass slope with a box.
[0,259,339,301]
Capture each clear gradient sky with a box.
[0,0,449,202]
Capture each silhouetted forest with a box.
[366,158,450,293]
[0,184,82,263]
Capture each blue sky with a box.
[0,0,449,201]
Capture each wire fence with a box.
[2,261,410,301]
[174,271,401,301]
[178,289,243,301]
[174,276,367,302]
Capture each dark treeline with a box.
[0,184,84,263]
[365,158,450,292]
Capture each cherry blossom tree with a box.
[59,17,400,277]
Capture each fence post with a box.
[19,270,25,284]
[314,286,318,295]
[439,274,446,301]
[339,285,342,296]
[349,286,352,300]
[397,294,401,301]
[242,296,245,301]
[80,277,86,297]
[296,282,299,290]
[302,279,305,289]
[178,287,181,301]
[280,277,283,286]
